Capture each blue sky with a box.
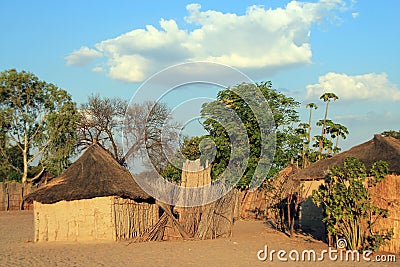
[1,0,399,150]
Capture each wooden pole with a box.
[157,201,191,239]
[5,184,9,211]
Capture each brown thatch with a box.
[292,134,400,180]
[25,144,152,204]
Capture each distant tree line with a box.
[0,69,178,183]
[4,68,396,189]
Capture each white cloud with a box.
[65,46,102,66]
[92,66,104,73]
[334,111,397,124]
[66,0,348,82]
[306,72,400,101]
[334,114,360,120]
[352,12,359,18]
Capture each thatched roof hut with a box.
[25,144,158,242]
[292,134,400,181]
[25,144,152,204]
[292,134,400,253]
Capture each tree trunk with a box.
[22,130,29,184]
[318,101,330,153]
[334,129,341,155]
[22,149,28,184]
[307,109,312,149]
[287,196,291,236]
[289,216,295,237]
[304,109,313,167]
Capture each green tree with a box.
[200,82,300,187]
[316,119,335,155]
[0,69,79,183]
[161,135,212,183]
[295,123,309,168]
[0,145,24,182]
[330,123,349,154]
[297,98,349,165]
[305,102,318,150]
[302,103,319,166]
[318,93,338,153]
[312,157,392,251]
[312,135,333,156]
[312,119,349,157]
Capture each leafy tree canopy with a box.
[199,81,300,187]
[312,157,392,251]
[0,69,79,183]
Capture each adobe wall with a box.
[34,196,114,242]
[299,176,400,253]
[370,174,400,253]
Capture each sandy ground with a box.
[0,211,397,267]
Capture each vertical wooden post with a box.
[20,186,24,210]
[5,184,9,211]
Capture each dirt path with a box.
[0,211,397,266]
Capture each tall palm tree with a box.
[318,93,338,153]
[305,103,318,150]
[296,123,309,167]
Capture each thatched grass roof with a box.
[292,134,400,181]
[25,144,153,204]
